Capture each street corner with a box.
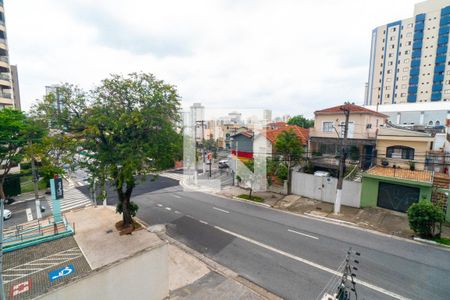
[2,236,91,300]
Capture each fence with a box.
[291,172,361,207]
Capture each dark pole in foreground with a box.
[335,103,350,214]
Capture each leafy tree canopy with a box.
[287,115,314,128]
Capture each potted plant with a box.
[408,160,416,171]
[381,159,389,167]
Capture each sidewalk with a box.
[216,186,450,240]
[61,206,276,299]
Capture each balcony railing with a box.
[0,92,11,99]
[0,55,7,63]
[0,38,6,45]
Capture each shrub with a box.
[276,164,288,180]
[407,200,445,238]
[237,194,264,202]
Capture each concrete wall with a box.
[360,175,432,208]
[39,243,169,300]
[291,172,361,207]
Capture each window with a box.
[428,120,434,126]
[408,41,412,46]
[405,50,410,54]
[388,61,393,66]
[402,75,408,80]
[322,122,333,132]
[387,78,392,82]
[390,36,396,41]
[386,146,414,160]
[436,121,441,126]
[401,93,406,97]
[386,86,391,90]
[401,84,407,88]
[408,23,413,28]
[387,70,391,74]
[404,58,410,63]
[445,90,450,94]
[403,67,409,72]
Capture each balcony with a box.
[0,92,11,99]
[0,73,10,80]
[309,128,377,141]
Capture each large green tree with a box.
[83,73,181,227]
[32,74,182,228]
[0,109,30,199]
[287,115,314,128]
[274,129,303,194]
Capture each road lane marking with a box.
[165,207,172,211]
[157,204,163,207]
[288,229,319,240]
[172,194,181,199]
[25,208,33,222]
[214,226,408,300]
[213,207,230,214]
[174,211,181,214]
[199,220,208,225]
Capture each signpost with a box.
[50,175,64,223]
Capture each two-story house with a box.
[309,103,388,172]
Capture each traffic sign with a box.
[10,279,32,297]
[48,264,75,282]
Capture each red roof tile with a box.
[264,125,309,145]
[315,103,388,118]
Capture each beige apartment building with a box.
[366,0,450,106]
[0,0,17,109]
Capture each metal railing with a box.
[0,56,7,63]
[0,73,10,80]
[0,93,11,99]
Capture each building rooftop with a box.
[315,103,388,118]
[264,125,309,145]
[366,166,433,183]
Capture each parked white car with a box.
[3,209,11,220]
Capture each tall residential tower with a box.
[0,0,17,109]
[365,0,450,106]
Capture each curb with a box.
[413,237,450,249]
[156,227,282,300]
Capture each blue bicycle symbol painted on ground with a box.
[48,264,75,282]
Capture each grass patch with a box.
[434,237,450,246]
[20,178,47,193]
[237,194,264,203]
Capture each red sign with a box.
[207,152,212,161]
[10,279,32,297]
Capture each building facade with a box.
[366,0,450,106]
[0,0,15,108]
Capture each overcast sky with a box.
[6,0,420,118]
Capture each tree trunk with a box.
[287,160,292,195]
[117,187,133,227]
[249,187,253,200]
[0,176,6,200]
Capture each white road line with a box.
[186,215,194,218]
[157,204,163,207]
[25,208,33,222]
[174,211,181,214]
[165,207,172,211]
[172,194,181,199]
[288,229,319,240]
[214,226,408,300]
[213,207,230,214]
[199,220,208,225]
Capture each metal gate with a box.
[377,182,420,212]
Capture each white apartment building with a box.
[0,0,18,109]
[365,0,450,106]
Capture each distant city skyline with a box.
[5,0,425,116]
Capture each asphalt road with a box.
[79,175,450,300]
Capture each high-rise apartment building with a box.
[0,0,15,109]
[365,0,450,106]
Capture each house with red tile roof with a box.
[309,103,388,172]
[254,125,309,159]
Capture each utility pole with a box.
[335,103,350,214]
[29,140,42,219]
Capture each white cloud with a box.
[5,0,417,117]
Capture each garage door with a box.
[377,182,420,213]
